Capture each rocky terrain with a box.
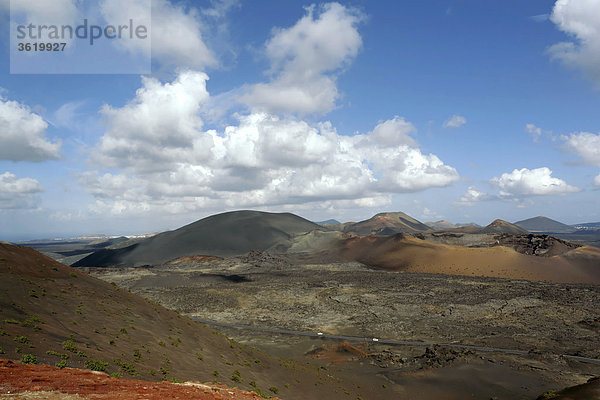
[0,244,367,400]
[88,252,600,399]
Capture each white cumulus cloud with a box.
[456,186,490,206]
[491,167,580,197]
[0,172,43,210]
[241,2,363,115]
[100,0,215,69]
[549,0,600,85]
[0,95,61,162]
[85,71,459,216]
[443,115,467,129]
[562,131,600,166]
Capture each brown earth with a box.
[0,244,365,400]
[0,359,272,399]
[313,234,600,284]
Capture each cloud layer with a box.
[492,167,579,197]
[443,115,467,129]
[241,3,363,115]
[549,0,600,85]
[0,95,61,162]
[0,172,43,210]
[85,71,459,216]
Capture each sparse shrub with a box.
[159,366,169,379]
[70,272,78,278]
[62,339,77,352]
[158,340,166,347]
[110,372,121,378]
[249,380,257,388]
[0,347,4,354]
[109,340,115,345]
[212,370,219,377]
[85,359,108,372]
[22,354,37,364]
[170,377,184,383]
[133,349,141,361]
[76,350,87,358]
[14,335,29,344]
[268,386,279,394]
[120,328,128,334]
[29,290,38,298]
[56,360,68,368]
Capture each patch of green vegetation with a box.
[249,380,257,388]
[158,340,166,347]
[212,370,220,377]
[133,349,141,361]
[231,373,242,383]
[56,360,68,369]
[169,377,184,383]
[14,335,29,344]
[3,319,19,324]
[76,350,87,358]
[29,290,38,298]
[114,358,139,376]
[195,352,203,360]
[119,328,128,334]
[110,372,121,378]
[537,391,558,400]
[109,340,115,345]
[70,272,78,278]
[62,339,78,352]
[0,347,4,354]
[22,354,37,364]
[84,359,109,372]
[268,386,279,394]
[159,366,169,379]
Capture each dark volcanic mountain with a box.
[343,212,432,235]
[514,216,576,233]
[74,211,322,267]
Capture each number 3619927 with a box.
[18,43,66,51]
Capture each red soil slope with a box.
[0,360,276,400]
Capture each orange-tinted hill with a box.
[0,359,272,400]
[343,212,432,235]
[0,244,363,400]
[479,219,529,235]
[328,234,600,284]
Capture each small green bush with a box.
[62,339,77,352]
[268,386,279,394]
[14,335,29,344]
[85,359,109,372]
[22,354,37,364]
[56,360,68,368]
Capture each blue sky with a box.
[1,0,599,240]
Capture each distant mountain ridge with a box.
[514,216,576,233]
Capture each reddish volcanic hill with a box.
[0,359,274,399]
[343,212,432,235]
[321,234,600,284]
